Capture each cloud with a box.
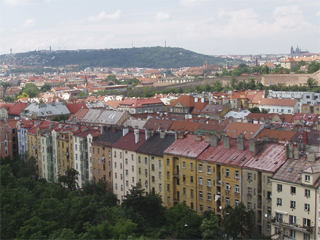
[179,0,208,7]
[4,0,50,5]
[88,10,121,22]
[155,12,170,21]
[22,19,36,28]
[316,11,320,17]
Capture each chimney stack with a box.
[307,150,315,162]
[123,128,129,136]
[160,128,166,139]
[134,127,139,143]
[223,135,230,149]
[237,134,245,151]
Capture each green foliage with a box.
[222,202,254,239]
[17,92,29,99]
[249,107,260,113]
[40,84,52,92]
[200,214,222,239]
[52,114,69,122]
[0,82,12,89]
[58,168,79,191]
[3,96,14,102]
[23,83,40,98]
[77,91,89,97]
[306,77,318,89]
[308,61,320,73]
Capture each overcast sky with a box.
[0,0,319,56]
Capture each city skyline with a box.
[0,0,319,56]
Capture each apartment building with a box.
[112,128,146,202]
[163,134,210,211]
[259,99,298,114]
[271,152,320,240]
[136,130,175,195]
[91,126,123,192]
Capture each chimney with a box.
[58,123,63,128]
[73,125,79,131]
[160,129,166,139]
[123,128,129,136]
[288,142,294,159]
[145,129,151,140]
[284,143,289,160]
[206,134,220,147]
[196,135,202,142]
[100,125,107,134]
[250,139,264,156]
[34,120,41,127]
[195,97,199,103]
[307,149,315,162]
[223,135,230,149]
[237,134,245,151]
[293,147,299,160]
[134,127,139,143]
[201,98,204,103]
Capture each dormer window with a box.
[305,175,310,182]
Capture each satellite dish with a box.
[219,206,222,209]
[265,214,268,218]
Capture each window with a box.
[158,160,161,168]
[131,154,134,160]
[120,163,122,169]
[191,189,194,197]
[191,202,194,210]
[277,184,282,192]
[290,201,296,209]
[145,169,148,177]
[208,179,211,187]
[235,185,239,193]
[248,187,252,196]
[139,168,141,175]
[226,169,230,177]
[132,177,134,183]
[277,198,282,206]
[167,159,169,166]
[248,173,252,181]
[126,180,129,187]
[304,234,310,240]
[167,184,170,192]
[304,204,310,212]
[289,230,296,239]
[289,215,296,224]
[151,164,154,171]
[120,174,123,180]
[152,176,155,182]
[207,166,211,174]
[183,187,186,195]
[199,204,203,212]
[303,218,311,227]
[199,177,203,185]
[247,202,252,210]
[167,197,171,204]
[267,191,272,200]
[182,161,186,168]
[145,181,148,188]
[125,159,128,165]
[267,177,271,184]
[138,156,141,163]
[235,170,239,179]
[132,166,134,172]
[167,171,170,179]
[291,186,296,195]
[190,176,194,183]
[190,163,193,170]
[208,193,211,201]
[115,173,117,179]
[199,164,203,172]
[276,213,283,222]
[115,183,118,190]
[235,199,239,207]
[226,197,230,205]
[183,174,186,182]
[305,189,311,198]
[145,157,147,165]
[159,184,162,191]
[159,172,161,179]
[305,175,310,182]
[126,170,128,176]
[120,152,122,158]
[199,191,203,199]
[226,183,230,191]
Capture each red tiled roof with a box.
[224,122,263,139]
[164,134,210,158]
[8,102,28,116]
[112,131,146,151]
[170,95,194,107]
[66,103,88,114]
[168,121,201,133]
[254,129,297,142]
[260,98,298,107]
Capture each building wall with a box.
[271,179,316,240]
[0,122,13,158]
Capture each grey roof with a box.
[136,133,176,157]
[21,102,70,117]
[123,118,147,129]
[94,110,126,125]
[224,110,251,119]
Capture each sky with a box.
[0,0,319,56]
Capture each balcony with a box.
[271,220,314,234]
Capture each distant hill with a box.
[0,47,238,69]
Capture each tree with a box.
[306,77,318,89]
[260,65,270,74]
[308,61,320,73]
[17,92,29,99]
[58,168,79,191]
[222,202,254,239]
[231,76,238,89]
[165,203,203,239]
[40,84,52,92]
[212,80,223,92]
[3,96,14,102]
[249,107,260,113]
[200,214,222,239]
[23,83,40,98]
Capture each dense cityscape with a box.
[0,44,320,240]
